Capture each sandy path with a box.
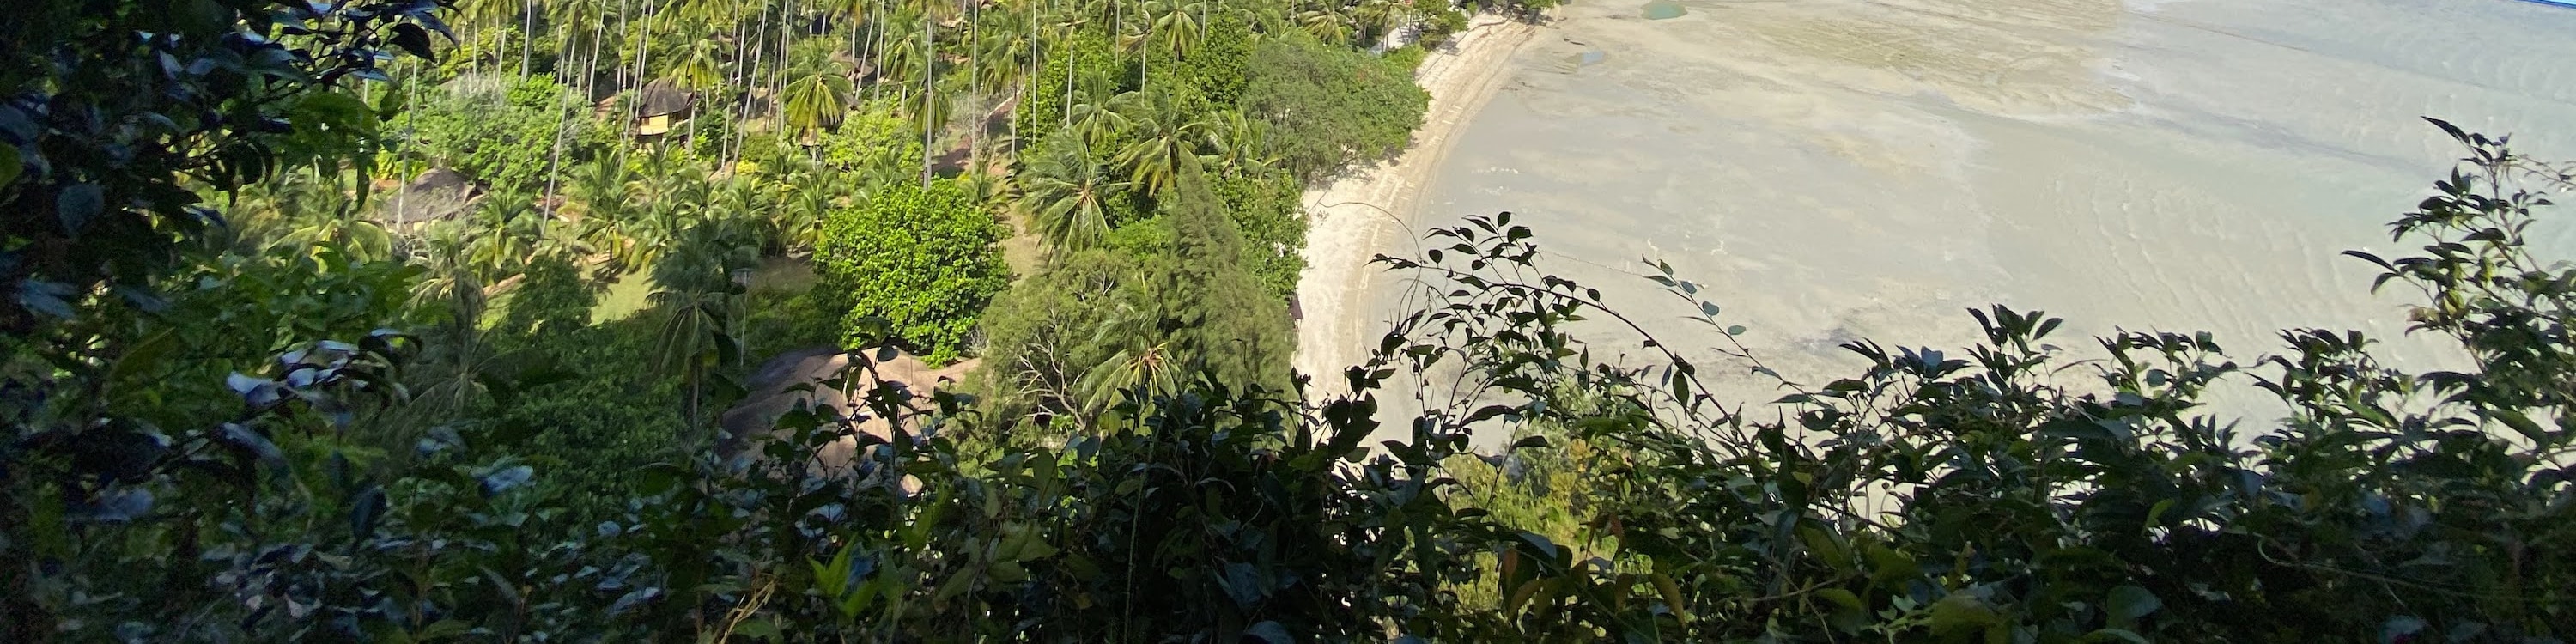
[1292,14,1540,390]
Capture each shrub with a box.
[811,179,1011,363]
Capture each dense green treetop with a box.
[1240,31,1431,179]
[812,179,1011,364]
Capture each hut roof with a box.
[380,167,479,225]
[637,79,696,118]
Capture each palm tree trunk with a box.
[1061,22,1073,129]
[870,0,888,103]
[970,0,981,159]
[587,2,607,97]
[520,0,534,78]
[921,9,935,187]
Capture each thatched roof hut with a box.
[635,79,696,136]
[380,167,479,226]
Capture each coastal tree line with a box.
[3,0,2570,641]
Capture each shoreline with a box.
[1291,13,1541,388]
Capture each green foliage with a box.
[976,248,1138,421]
[497,318,689,512]
[821,100,927,178]
[1,1,447,632]
[1214,171,1309,298]
[406,76,598,193]
[24,0,2576,639]
[784,73,854,132]
[1019,131,1135,251]
[0,0,443,333]
[1184,12,1257,106]
[813,179,1011,363]
[1016,33,1128,147]
[1107,165,1295,394]
[1240,32,1429,179]
[1384,43,1431,72]
[1413,0,1471,48]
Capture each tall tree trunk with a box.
[727,9,751,164]
[521,0,535,78]
[921,9,935,187]
[587,2,607,97]
[1062,22,1073,129]
[870,0,887,104]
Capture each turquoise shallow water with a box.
[1376,0,2576,413]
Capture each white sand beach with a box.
[1292,13,1543,390]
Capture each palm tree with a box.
[649,216,756,428]
[1145,0,1204,64]
[1295,3,1352,45]
[462,0,523,72]
[1017,133,1129,251]
[1110,91,1207,197]
[784,72,854,134]
[913,0,949,185]
[649,279,740,430]
[1078,296,1182,414]
[246,170,395,262]
[550,0,611,91]
[1352,0,1406,46]
[465,188,544,282]
[779,179,837,253]
[1197,108,1273,177]
[666,40,726,91]
[1062,99,1129,148]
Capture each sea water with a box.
[1374,0,2576,425]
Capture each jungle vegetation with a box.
[1,0,2568,641]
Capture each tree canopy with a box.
[1240,31,1431,179]
[813,179,1011,363]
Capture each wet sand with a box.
[1313,0,2576,437]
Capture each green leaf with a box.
[349,485,386,538]
[2084,629,2151,644]
[732,617,781,640]
[1516,532,1561,562]
[389,23,438,61]
[2494,410,2549,445]
[1817,587,1868,632]
[1243,621,1293,644]
[1928,592,2000,636]
[104,330,177,396]
[2145,498,2176,528]
[57,182,102,234]
[0,142,19,188]
[2105,585,2161,628]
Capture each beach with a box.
[1292,13,1543,391]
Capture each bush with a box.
[405,76,601,192]
[1240,33,1430,179]
[811,179,1011,363]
